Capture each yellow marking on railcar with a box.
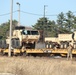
[51,49,67,54]
[25,49,44,53]
[1,48,76,55]
[25,48,76,54]
[14,49,21,53]
[51,49,76,54]
[3,49,9,53]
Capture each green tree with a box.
[33,11,76,37]
[72,16,76,31]
[57,12,67,33]
[65,11,74,32]
[33,17,56,37]
[0,20,18,40]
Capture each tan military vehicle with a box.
[0,26,40,55]
[6,26,40,49]
[45,31,76,49]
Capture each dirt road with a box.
[0,56,76,75]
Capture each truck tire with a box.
[49,42,52,48]
[45,41,49,48]
[1,40,7,49]
[64,42,69,49]
[12,39,16,48]
[12,39,20,49]
[64,43,67,49]
[0,40,2,48]
[15,39,20,49]
[73,43,76,49]
[60,42,64,49]
[32,42,35,49]
[3,40,7,49]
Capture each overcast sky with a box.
[0,0,76,26]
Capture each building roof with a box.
[25,26,33,30]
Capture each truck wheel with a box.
[1,40,6,49]
[73,43,76,49]
[12,39,20,49]
[45,41,48,48]
[60,44,64,49]
[64,42,69,49]
[28,42,35,49]
[0,40,2,48]
[32,42,35,49]
[12,39,16,48]
[15,39,20,49]
[49,42,52,48]
[64,43,67,49]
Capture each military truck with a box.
[0,26,40,55]
[45,31,76,49]
[6,26,40,49]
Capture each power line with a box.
[0,10,76,17]
[0,10,17,16]
[46,14,58,16]
[21,11,43,16]
[21,10,58,16]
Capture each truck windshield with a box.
[22,30,39,35]
[29,31,39,35]
[21,30,27,35]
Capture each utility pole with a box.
[43,5,47,42]
[9,0,13,57]
[44,5,48,22]
[44,5,46,18]
[16,2,20,26]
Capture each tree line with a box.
[33,11,76,37]
[0,11,76,40]
[0,20,17,40]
